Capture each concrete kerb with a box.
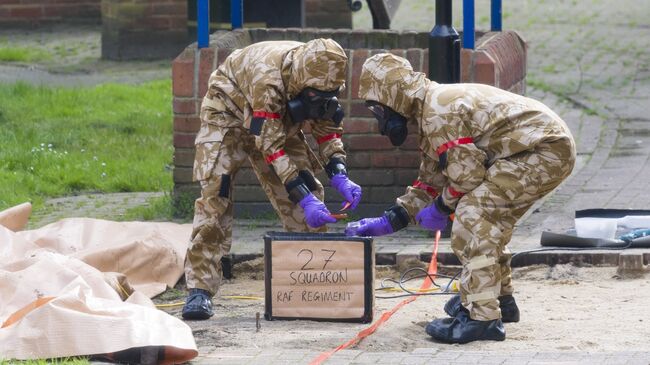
[227,220,650,273]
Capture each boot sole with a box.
[425,323,505,344]
[182,310,213,320]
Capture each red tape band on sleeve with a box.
[412,180,438,198]
[436,137,474,155]
[265,149,286,164]
[316,133,342,144]
[253,111,281,119]
[448,186,465,198]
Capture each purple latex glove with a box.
[299,193,337,228]
[345,216,393,237]
[416,204,448,232]
[330,174,362,210]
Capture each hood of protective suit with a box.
[286,38,348,97]
[358,53,430,121]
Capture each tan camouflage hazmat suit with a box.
[359,54,576,321]
[186,39,348,295]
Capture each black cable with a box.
[375,241,633,300]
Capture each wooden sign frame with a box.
[264,232,374,323]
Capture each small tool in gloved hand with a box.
[330,213,348,220]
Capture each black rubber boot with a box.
[444,294,520,323]
[182,288,214,320]
[425,310,506,344]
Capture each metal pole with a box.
[197,0,209,48]
[491,0,502,31]
[231,0,243,30]
[428,0,460,83]
[463,0,475,49]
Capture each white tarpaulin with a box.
[0,203,198,363]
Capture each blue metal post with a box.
[231,0,243,29]
[491,0,502,31]
[463,0,475,49]
[197,0,209,48]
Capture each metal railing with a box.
[462,0,502,50]
[197,0,243,49]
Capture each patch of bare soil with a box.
[155,261,650,354]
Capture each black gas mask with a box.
[365,101,408,146]
[287,87,344,125]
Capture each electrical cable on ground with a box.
[374,239,634,299]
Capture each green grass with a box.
[0,358,89,365]
[121,193,175,221]
[0,46,51,62]
[0,80,173,211]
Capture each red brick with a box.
[145,16,171,30]
[368,186,406,202]
[173,166,193,183]
[198,47,216,98]
[168,17,187,31]
[174,147,196,167]
[399,135,419,151]
[10,6,42,18]
[343,119,376,134]
[173,132,196,148]
[174,116,201,133]
[346,152,371,168]
[173,98,198,115]
[396,169,419,185]
[150,2,186,16]
[371,151,420,168]
[389,49,405,59]
[350,102,372,118]
[217,48,233,66]
[406,48,422,72]
[344,135,395,151]
[42,4,74,18]
[172,50,195,97]
[474,50,496,86]
[460,48,473,83]
[350,49,369,99]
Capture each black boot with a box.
[425,310,505,344]
[182,288,214,320]
[444,294,520,323]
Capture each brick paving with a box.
[192,348,650,364]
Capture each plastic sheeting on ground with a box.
[0,203,198,363]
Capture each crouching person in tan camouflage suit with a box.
[182,39,363,320]
[346,53,576,343]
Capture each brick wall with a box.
[305,0,352,28]
[172,28,527,217]
[0,0,101,25]
[101,0,188,60]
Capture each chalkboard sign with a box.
[264,232,374,323]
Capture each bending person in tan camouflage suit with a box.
[183,39,362,320]
[346,53,576,343]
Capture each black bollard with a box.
[428,0,460,83]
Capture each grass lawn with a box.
[0,80,173,212]
[0,45,51,63]
[0,359,89,365]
